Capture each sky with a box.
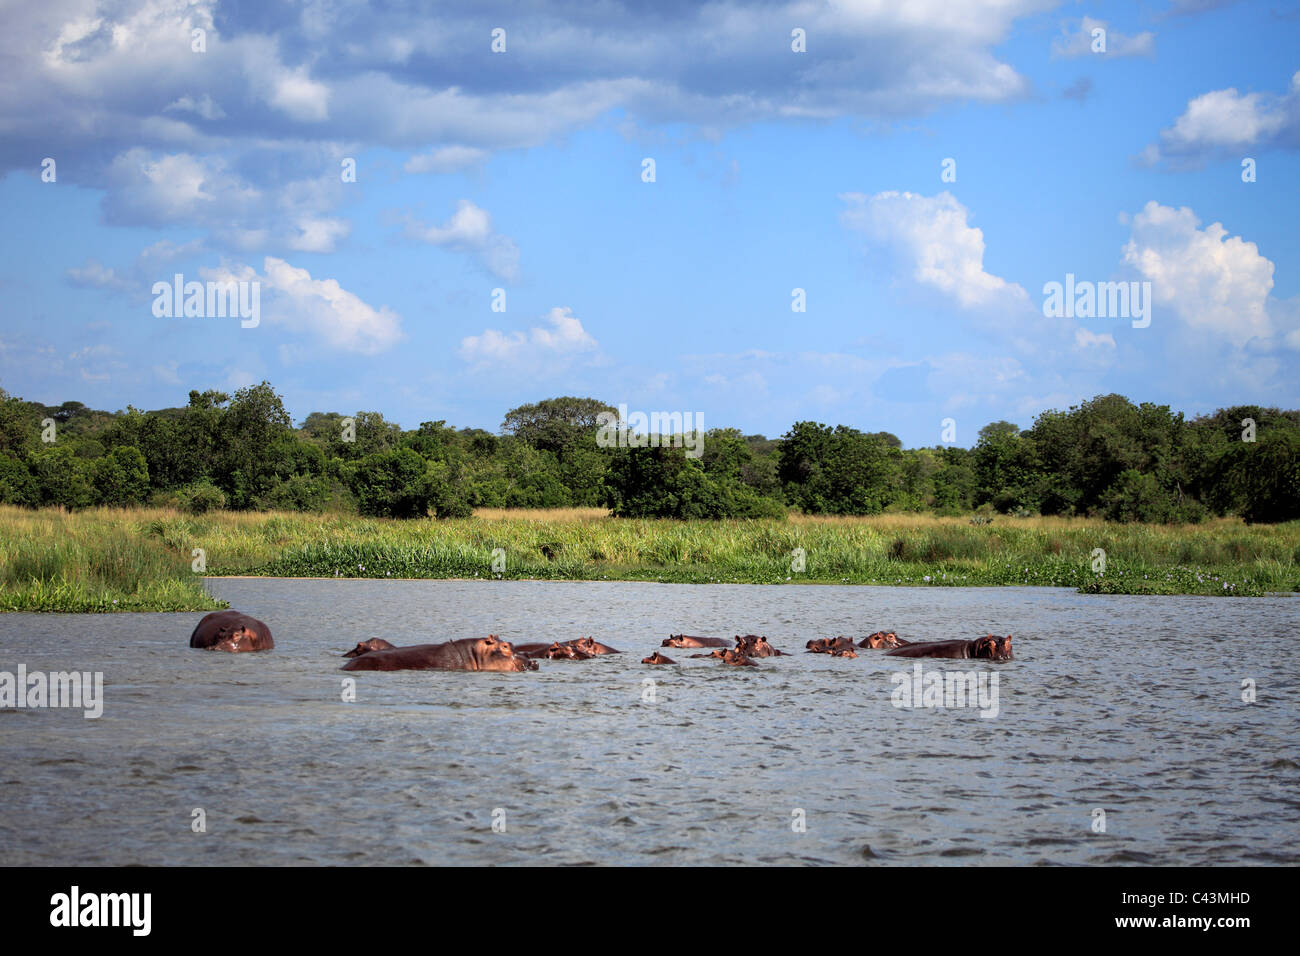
[0,0,1297,448]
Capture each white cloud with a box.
[1074,328,1116,349]
[404,145,488,174]
[287,217,351,253]
[1121,201,1274,343]
[406,200,520,281]
[201,257,404,354]
[460,307,597,364]
[66,259,133,293]
[163,94,225,120]
[1052,17,1154,58]
[1147,72,1300,163]
[839,191,1029,310]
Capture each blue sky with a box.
[1,0,1297,447]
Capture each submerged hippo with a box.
[343,638,397,658]
[886,635,1012,661]
[690,648,758,667]
[663,634,731,648]
[642,651,675,665]
[720,649,758,667]
[341,636,538,672]
[734,635,784,657]
[569,636,620,656]
[189,611,274,653]
[512,643,551,658]
[805,637,856,655]
[858,631,909,649]
[537,642,593,660]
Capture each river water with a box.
[1,578,1296,865]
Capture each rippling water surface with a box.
[1,578,1297,865]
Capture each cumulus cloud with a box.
[1121,201,1276,344]
[1146,72,1300,164]
[460,307,597,364]
[201,257,404,354]
[0,2,1045,193]
[839,191,1029,311]
[1051,17,1154,58]
[406,200,520,281]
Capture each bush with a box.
[178,480,227,515]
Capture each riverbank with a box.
[1,505,1295,611]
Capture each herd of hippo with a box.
[189,610,1014,671]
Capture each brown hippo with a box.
[189,611,274,653]
[568,636,621,656]
[829,647,859,659]
[512,643,552,658]
[343,638,397,658]
[720,649,758,667]
[642,651,675,665]
[538,642,593,660]
[886,634,1012,661]
[734,635,784,657]
[663,634,730,648]
[691,648,758,667]
[805,637,855,655]
[858,631,909,649]
[341,636,538,672]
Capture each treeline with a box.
[0,384,1296,524]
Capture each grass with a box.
[0,505,1296,611]
[0,507,227,612]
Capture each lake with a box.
[1,578,1297,865]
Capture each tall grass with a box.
[0,507,226,611]
[1,505,1295,610]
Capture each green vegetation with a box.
[2,382,1298,526]
[1,506,1293,611]
[0,508,225,611]
[2,380,1297,609]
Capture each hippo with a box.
[805,637,855,655]
[341,636,538,672]
[642,651,676,665]
[663,634,730,648]
[858,631,909,649]
[537,642,593,660]
[512,643,552,658]
[691,648,758,667]
[343,638,397,658]
[885,635,1012,661]
[734,634,784,657]
[720,649,758,667]
[568,636,621,656]
[189,611,274,653]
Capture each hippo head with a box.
[971,636,1003,660]
[190,611,274,653]
[344,638,395,658]
[995,635,1013,660]
[861,631,900,649]
[832,648,858,658]
[474,636,538,671]
[663,635,685,648]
